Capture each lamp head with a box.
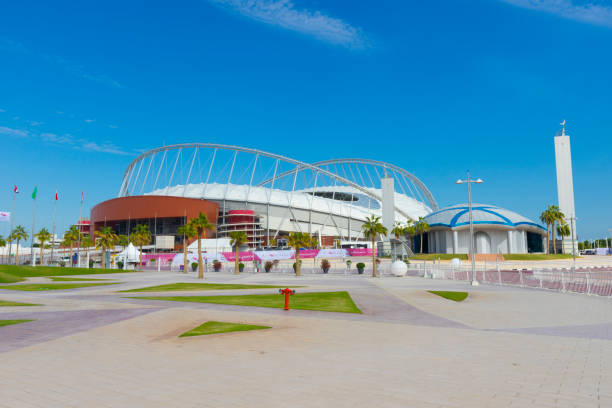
[474,178,483,184]
[456,179,464,184]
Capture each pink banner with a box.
[346,248,374,257]
[295,249,318,259]
[221,252,258,262]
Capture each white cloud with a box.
[0,126,28,138]
[208,0,366,48]
[80,141,131,155]
[84,118,95,123]
[501,0,612,27]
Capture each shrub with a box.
[239,262,245,272]
[320,259,331,273]
[356,262,365,274]
[191,262,198,272]
[264,261,273,272]
[213,260,222,271]
[88,260,94,268]
[375,258,381,264]
[346,260,352,267]
[117,261,124,270]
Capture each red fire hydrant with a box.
[279,288,296,310]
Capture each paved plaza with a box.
[1,270,612,407]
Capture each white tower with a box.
[554,120,577,254]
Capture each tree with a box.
[34,228,52,266]
[9,225,28,266]
[540,206,555,254]
[177,223,196,274]
[95,226,118,269]
[415,217,430,254]
[310,235,319,249]
[549,205,564,254]
[287,232,311,276]
[118,234,129,250]
[391,222,406,240]
[361,215,387,277]
[64,225,81,267]
[81,235,94,268]
[229,231,248,275]
[0,235,6,264]
[556,223,571,254]
[189,212,215,279]
[131,224,151,271]
[404,222,417,250]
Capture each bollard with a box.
[279,288,296,310]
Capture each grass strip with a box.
[428,290,468,302]
[49,277,110,282]
[0,283,119,291]
[0,319,35,327]
[0,300,40,306]
[131,291,362,314]
[121,282,293,292]
[180,321,270,337]
[0,271,25,284]
[0,265,135,278]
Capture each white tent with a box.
[172,252,227,267]
[115,243,141,264]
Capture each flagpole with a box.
[31,188,37,266]
[78,191,83,268]
[51,188,57,266]
[8,189,16,265]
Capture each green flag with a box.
[32,186,37,200]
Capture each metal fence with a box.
[410,262,612,297]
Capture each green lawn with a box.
[0,271,25,284]
[410,254,469,261]
[428,290,468,302]
[179,321,271,337]
[0,283,119,291]
[0,319,34,327]
[0,265,135,278]
[132,291,362,314]
[0,300,40,306]
[503,254,576,260]
[121,282,292,292]
[49,277,111,282]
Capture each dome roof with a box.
[425,204,545,231]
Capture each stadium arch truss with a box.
[119,144,438,247]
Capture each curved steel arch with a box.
[118,143,420,220]
[258,158,438,210]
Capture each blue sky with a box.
[1,0,611,240]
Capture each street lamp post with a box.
[456,172,483,286]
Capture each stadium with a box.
[90,143,438,251]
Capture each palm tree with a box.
[81,235,94,268]
[0,236,5,264]
[415,217,430,254]
[9,225,28,266]
[310,235,319,249]
[96,226,119,269]
[361,215,387,277]
[118,234,129,250]
[177,223,196,274]
[131,224,151,271]
[189,212,215,279]
[550,205,564,254]
[34,228,52,266]
[64,225,81,267]
[391,222,406,240]
[404,222,417,250]
[229,231,248,275]
[540,206,556,254]
[556,223,571,254]
[287,232,311,276]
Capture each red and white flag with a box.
[0,211,9,222]
[55,189,58,201]
[13,185,18,193]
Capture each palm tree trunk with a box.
[552,222,557,255]
[545,224,550,254]
[101,248,106,269]
[183,236,188,274]
[197,233,203,279]
[234,246,239,275]
[296,250,301,276]
[40,245,44,266]
[372,237,377,277]
[420,233,424,254]
[15,240,20,265]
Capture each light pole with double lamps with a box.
[456,172,483,286]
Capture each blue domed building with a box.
[422,204,546,254]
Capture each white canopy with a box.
[187,238,232,253]
[116,243,141,263]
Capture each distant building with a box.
[423,204,547,254]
